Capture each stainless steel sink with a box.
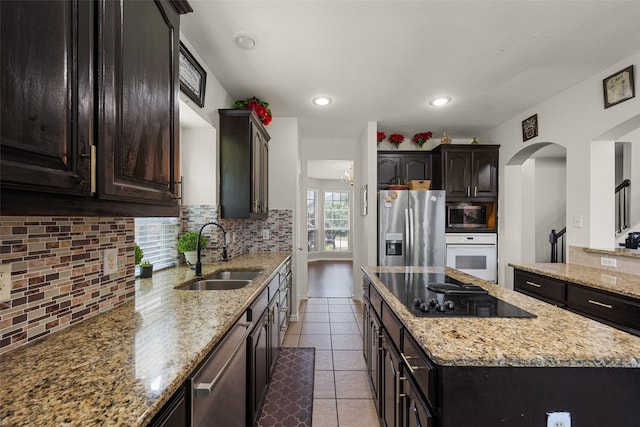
[178,279,251,291]
[209,270,262,280]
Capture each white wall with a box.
[267,118,299,210]
[485,51,640,288]
[356,122,379,302]
[180,127,217,205]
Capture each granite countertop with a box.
[0,251,291,427]
[508,262,640,299]
[362,266,640,369]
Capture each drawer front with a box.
[567,284,640,331]
[514,269,566,304]
[381,301,403,350]
[370,285,383,318]
[249,287,269,322]
[402,332,437,409]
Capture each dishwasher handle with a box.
[195,322,252,397]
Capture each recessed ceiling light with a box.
[312,96,333,106]
[429,96,451,107]
[233,32,257,50]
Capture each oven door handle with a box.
[446,244,495,249]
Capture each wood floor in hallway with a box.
[308,260,353,298]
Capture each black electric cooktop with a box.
[374,272,536,318]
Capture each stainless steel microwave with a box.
[447,205,487,228]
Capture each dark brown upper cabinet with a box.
[377,151,432,190]
[0,1,93,198]
[97,0,181,210]
[432,145,499,201]
[219,109,270,219]
[0,0,190,217]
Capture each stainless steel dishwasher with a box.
[191,314,252,427]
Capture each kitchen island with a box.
[362,266,640,427]
[0,252,290,427]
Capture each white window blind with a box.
[134,217,179,273]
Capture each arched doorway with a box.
[502,142,567,286]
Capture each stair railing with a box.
[549,227,566,263]
[615,179,630,234]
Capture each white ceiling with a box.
[181,0,640,140]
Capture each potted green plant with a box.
[178,231,207,266]
[139,260,153,278]
[135,244,143,266]
[135,244,153,278]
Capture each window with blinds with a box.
[134,217,179,273]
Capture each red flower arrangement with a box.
[377,131,386,144]
[388,133,405,148]
[233,96,273,125]
[412,131,433,148]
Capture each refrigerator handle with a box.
[404,208,411,265]
[407,208,416,265]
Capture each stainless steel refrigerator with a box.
[378,190,446,266]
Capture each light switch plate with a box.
[262,229,270,240]
[0,264,11,303]
[104,248,118,275]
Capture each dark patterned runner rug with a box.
[256,347,315,427]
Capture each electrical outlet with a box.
[262,229,270,240]
[600,257,617,268]
[0,264,12,303]
[103,248,118,275]
[547,412,571,427]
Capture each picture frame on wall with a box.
[603,65,635,109]
[522,114,538,142]
[179,42,206,107]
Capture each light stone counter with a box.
[0,252,290,427]
[508,262,640,299]
[362,266,640,369]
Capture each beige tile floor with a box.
[283,297,380,427]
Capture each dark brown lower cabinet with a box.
[437,366,639,426]
[363,293,382,410]
[248,278,281,424]
[381,330,401,427]
[363,278,640,427]
[514,269,639,336]
[567,283,640,335]
[514,269,566,307]
[148,386,186,427]
[402,374,433,427]
[249,308,269,423]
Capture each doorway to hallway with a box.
[308,260,353,297]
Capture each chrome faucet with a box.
[195,222,228,276]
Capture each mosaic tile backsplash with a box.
[0,208,293,354]
[179,205,293,263]
[0,217,135,354]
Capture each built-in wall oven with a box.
[446,233,497,282]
